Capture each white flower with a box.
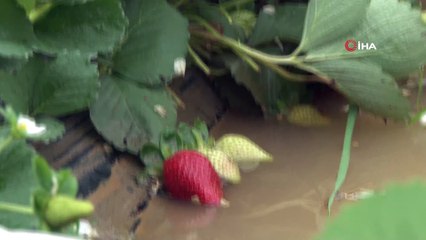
[17,115,46,136]
[262,5,275,15]
[420,112,426,126]
[174,57,186,76]
[78,220,98,239]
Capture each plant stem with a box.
[327,105,359,215]
[416,65,425,110]
[188,45,211,75]
[0,202,34,215]
[0,136,13,154]
[188,15,296,65]
[29,2,54,23]
[233,49,260,72]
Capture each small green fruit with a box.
[215,134,273,163]
[199,148,241,184]
[422,11,426,24]
[287,105,330,127]
[44,195,94,228]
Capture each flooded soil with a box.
[133,95,426,240]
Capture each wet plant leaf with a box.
[0,141,38,229]
[317,182,426,239]
[0,52,99,116]
[310,60,410,120]
[112,0,189,85]
[90,76,177,153]
[304,0,426,77]
[0,0,36,58]
[34,0,126,54]
[298,0,369,51]
[249,3,307,46]
[327,105,358,214]
[195,0,246,40]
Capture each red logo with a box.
[345,39,357,52]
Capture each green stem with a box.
[327,105,359,215]
[416,65,425,110]
[0,202,34,215]
[188,45,211,75]
[0,135,13,153]
[234,49,260,72]
[188,16,333,84]
[29,2,54,23]
[188,16,296,65]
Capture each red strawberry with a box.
[163,150,224,206]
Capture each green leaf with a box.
[316,182,426,239]
[0,0,36,58]
[112,0,189,85]
[249,3,307,46]
[55,170,78,197]
[51,0,96,5]
[309,60,410,120]
[305,0,426,77]
[159,131,180,159]
[0,56,26,72]
[193,119,209,142]
[328,105,358,214]
[34,155,54,192]
[298,0,370,51]
[176,123,197,149]
[195,0,246,40]
[31,117,65,143]
[140,143,164,176]
[225,55,306,114]
[16,0,36,14]
[90,76,177,153]
[34,0,127,54]
[0,141,38,229]
[0,52,99,116]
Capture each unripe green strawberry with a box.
[215,134,273,162]
[199,148,241,184]
[287,104,330,127]
[44,195,94,228]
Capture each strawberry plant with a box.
[1,0,426,234]
[0,106,94,236]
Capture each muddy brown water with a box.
[89,95,426,240]
[132,96,426,240]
